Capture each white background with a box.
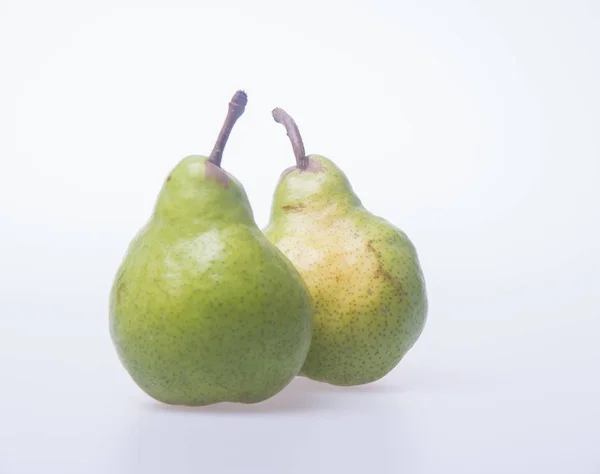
[1,0,599,473]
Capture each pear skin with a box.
[264,109,427,386]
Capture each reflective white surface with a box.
[3,338,599,473]
[1,0,599,472]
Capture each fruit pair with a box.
[109,91,427,406]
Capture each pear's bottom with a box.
[298,346,414,387]
[135,379,292,406]
[298,368,394,387]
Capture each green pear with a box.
[264,108,427,386]
[110,93,313,405]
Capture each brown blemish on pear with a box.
[205,161,230,189]
[367,240,405,296]
[305,157,325,172]
[282,203,305,212]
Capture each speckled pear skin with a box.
[264,155,427,386]
[110,155,313,405]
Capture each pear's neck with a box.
[151,213,254,240]
[270,155,362,221]
[155,206,255,232]
[153,156,256,232]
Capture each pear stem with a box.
[208,90,248,167]
[272,107,309,171]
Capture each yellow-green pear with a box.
[264,108,427,386]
